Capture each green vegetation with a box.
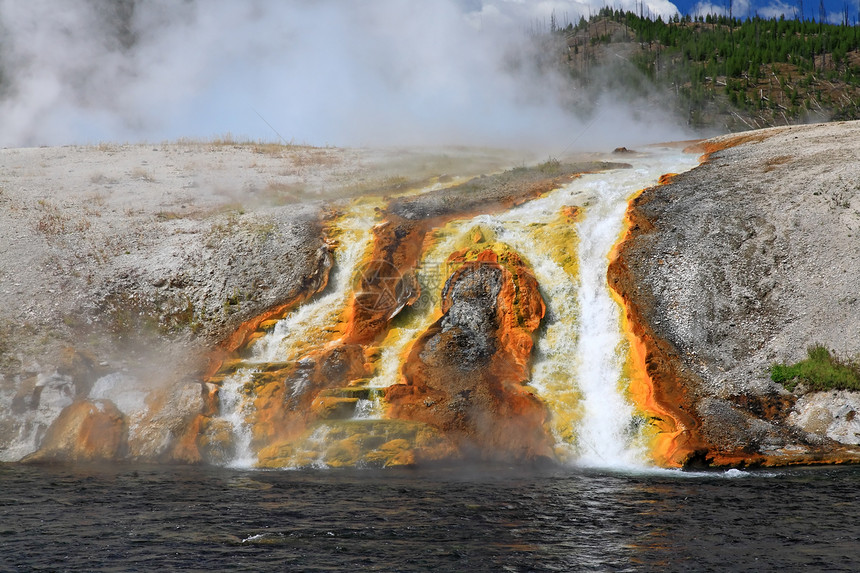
[554,8,860,130]
[537,157,562,173]
[771,344,860,392]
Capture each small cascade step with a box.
[318,387,386,401]
[258,319,280,332]
[310,395,359,419]
[248,362,295,388]
[256,419,454,469]
[207,358,249,385]
[239,319,287,353]
[256,361,294,372]
[210,358,292,383]
[311,386,386,420]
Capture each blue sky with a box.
[671,0,860,22]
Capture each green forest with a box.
[553,8,860,130]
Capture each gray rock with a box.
[789,391,860,445]
[622,121,860,456]
[433,263,502,370]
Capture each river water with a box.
[2,462,858,572]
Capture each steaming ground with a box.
[0,0,689,150]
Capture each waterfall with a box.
[484,148,698,468]
[573,178,648,468]
[213,198,382,467]
[211,148,698,469]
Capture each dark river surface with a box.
[1,462,858,572]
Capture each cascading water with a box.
[211,148,698,469]
[450,148,698,467]
[217,369,257,468]
[251,199,383,364]
[213,198,382,467]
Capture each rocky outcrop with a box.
[789,391,860,445]
[22,400,127,463]
[611,121,860,466]
[386,241,552,462]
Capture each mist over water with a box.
[0,0,692,150]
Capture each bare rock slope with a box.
[614,121,860,464]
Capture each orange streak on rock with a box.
[560,205,583,223]
[23,400,127,463]
[171,413,206,463]
[608,185,709,468]
[610,287,692,467]
[683,132,770,163]
[343,216,424,345]
[657,173,678,185]
[498,252,545,370]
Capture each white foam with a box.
[490,150,699,468]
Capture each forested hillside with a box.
[551,8,860,131]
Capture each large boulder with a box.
[386,240,552,462]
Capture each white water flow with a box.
[482,148,698,468]
[219,370,257,468]
[572,178,648,467]
[353,220,474,420]
[215,199,382,467]
[250,199,382,364]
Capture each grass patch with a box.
[155,210,186,221]
[537,157,561,174]
[34,199,91,235]
[771,344,860,392]
[130,167,156,182]
[176,134,303,156]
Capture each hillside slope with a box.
[612,120,860,465]
[551,10,860,132]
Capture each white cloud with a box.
[756,1,798,19]
[691,0,800,19]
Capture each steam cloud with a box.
[0,0,692,152]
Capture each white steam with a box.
[0,0,688,150]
